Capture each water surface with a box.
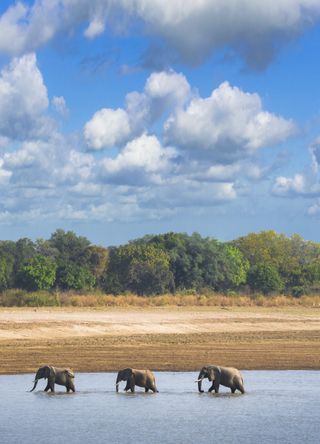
[0,371,319,443]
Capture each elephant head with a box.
[195,366,220,393]
[29,366,55,392]
[116,368,133,392]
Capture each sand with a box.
[0,307,319,374]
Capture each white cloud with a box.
[272,136,320,202]
[52,96,68,116]
[272,174,307,196]
[144,70,190,104]
[0,53,49,140]
[100,133,177,184]
[164,81,295,163]
[84,70,190,150]
[84,108,131,150]
[0,158,11,185]
[0,1,320,69]
[84,19,105,39]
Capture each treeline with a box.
[0,229,320,296]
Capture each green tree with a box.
[17,255,57,291]
[104,243,173,295]
[56,263,96,290]
[222,245,249,288]
[247,263,284,294]
[133,232,243,291]
[48,229,91,265]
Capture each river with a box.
[0,371,319,443]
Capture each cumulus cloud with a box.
[1,1,319,69]
[84,70,190,150]
[272,174,308,196]
[164,81,295,163]
[84,108,132,150]
[0,53,49,140]
[100,133,177,185]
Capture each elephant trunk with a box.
[116,373,121,392]
[196,370,205,393]
[29,379,39,392]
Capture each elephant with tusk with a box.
[29,365,75,393]
[196,365,245,394]
[116,368,158,393]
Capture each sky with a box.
[0,1,320,246]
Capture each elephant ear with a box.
[201,366,208,376]
[125,368,133,378]
[42,366,51,379]
[46,366,56,379]
[208,367,219,381]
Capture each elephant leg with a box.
[231,388,236,394]
[129,376,135,393]
[214,381,220,393]
[235,377,245,394]
[145,387,149,392]
[66,380,75,392]
[124,381,130,392]
[208,383,215,393]
[44,382,50,392]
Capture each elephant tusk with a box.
[195,377,205,382]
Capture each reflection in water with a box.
[0,371,319,444]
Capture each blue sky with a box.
[0,1,320,245]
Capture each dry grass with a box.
[54,292,320,307]
[1,289,320,308]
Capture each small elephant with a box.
[196,365,244,394]
[29,365,75,393]
[116,368,158,393]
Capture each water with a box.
[0,371,319,443]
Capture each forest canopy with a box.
[0,229,320,296]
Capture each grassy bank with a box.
[1,289,320,307]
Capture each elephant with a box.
[29,365,75,393]
[195,365,245,394]
[116,368,158,393]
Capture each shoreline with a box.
[1,307,319,374]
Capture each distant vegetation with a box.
[1,229,320,305]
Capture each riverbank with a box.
[0,307,319,373]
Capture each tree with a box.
[56,263,96,290]
[0,241,15,291]
[17,255,57,291]
[234,231,320,295]
[48,229,91,265]
[222,245,249,289]
[104,243,173,295]
[133,232,244,292]
[247,263,284,294]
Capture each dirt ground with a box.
[0,307,319,374]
